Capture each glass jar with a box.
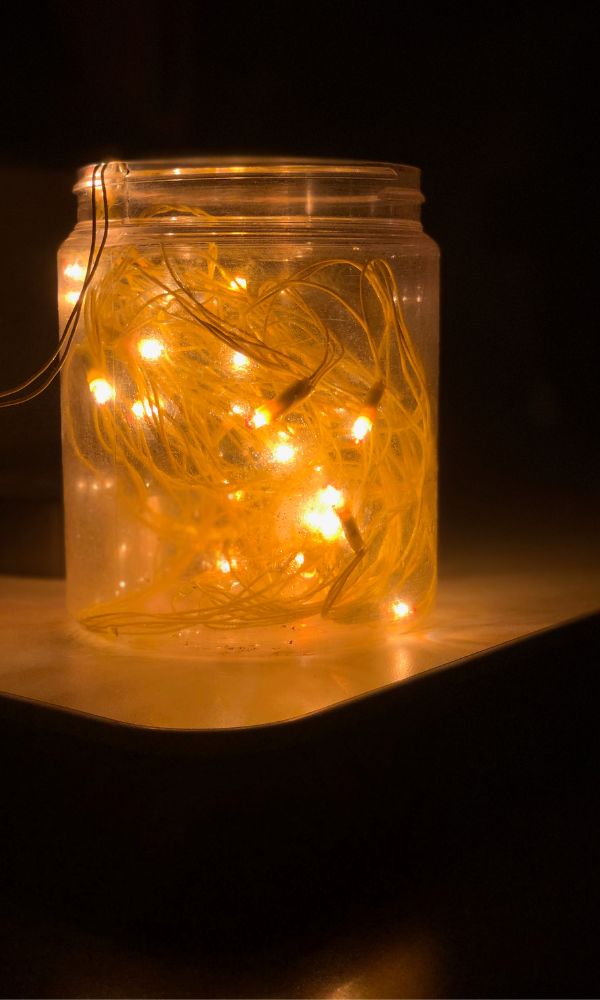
[58,159,439,652]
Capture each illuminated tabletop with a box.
[1,539,598,730]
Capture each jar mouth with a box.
[73,158,424,225]
[75,157,421,191]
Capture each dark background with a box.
[0,6,599,999]
[0,2,597,574]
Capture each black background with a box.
[0,2,597,570]
[0,5,599,998]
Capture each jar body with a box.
[59,162,439,649]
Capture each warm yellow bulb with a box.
[217,556,231,574]
[352,414,373,442]
[293,552,305,567]
[64,263,86,282]
[249,406,271,429]
[392,600,413,620]
[132,399,158,420]
[321,485,344,508]
[138,337,165,361]
[302,485,345,541]
[65,290,80,305]
[229,276,247,290]
[89,377,114,405]
[231,351,249,370]
[272,442,296,464]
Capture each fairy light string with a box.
[2,160,435,634]
[62,206,435,633]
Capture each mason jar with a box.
[58,159,439,651]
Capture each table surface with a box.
[1,532,600,998]
[1,537,599,730]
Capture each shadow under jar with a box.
[59,159,439,653]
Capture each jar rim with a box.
[74,157,422,192]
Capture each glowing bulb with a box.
[272,442,296,464]
[293,552,305,567]
[352,414,373,442]
[132,399,158,419]
[227,489,245,501]
[217,557,231,574]
[302,485,345,541]
[229,276,247,290]
[64,263,86,281]
[392,600,413,620]
[321,485,344,508]
[249,406,271,429]
[65,290,80,305]
[230,403,245,416]
[89,377,114,405]
[231,351,249,370]
[138,337,164,361]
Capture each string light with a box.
[231,351,249,370]
[351,381,385,442]
[88,376,114,405]
[352,414,373,442]
[131,399,158,419]
[391,600,413,620]
[302,486,345,542]
[60,236,434,634]
[64,263,86,281]
[229,276,247,290]
[137,337,164,361]
[248,377,313,429]
[65,290,80,305]
[272,442,296,464]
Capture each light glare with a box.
[231,351,249,370]
[64,263,86,281]
[273,442,296,464]
[89,377,114,405]
[249,407,270,429]
[352,414,373,442]
[302,485,345,541]
[138,337,165,361]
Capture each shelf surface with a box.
[2,540,599,730]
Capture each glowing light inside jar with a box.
[138,337,165,361]
[132,399,159,420]
[89,377,114,405]
[231,351,250,370]
[391,600,413,620]
[272,442,296,464]
[64,263,86,282]
[352,414,373,442]
[302,485,344,541]
[249,406,271,429]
